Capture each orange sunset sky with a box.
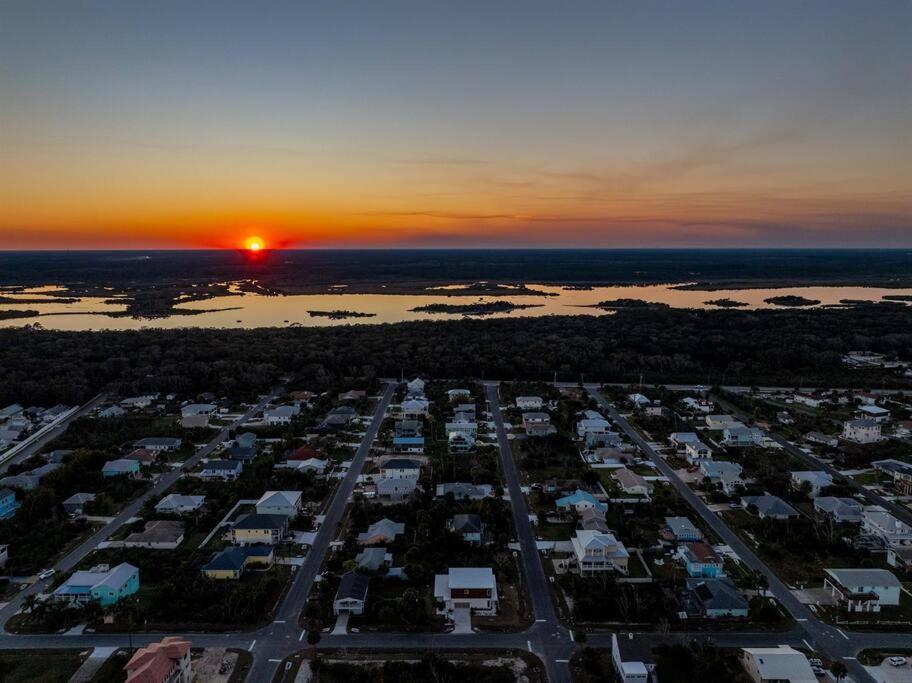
[2,1,911,249]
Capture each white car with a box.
[37,569,55,580]
[888,656,907,667]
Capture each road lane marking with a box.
[274,620,286,624]
[527,640,532,652]
[535,619,546,622]
[300,630,305,641]
[836,629,849,640]
[555,659,569,663]
[842,656,856,660]
[268,659,281,663]
[248,640,256,651]
[802,640,813,651]
[569,631,574,642]
[796,618,807,622]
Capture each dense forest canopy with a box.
[1,304,910,406]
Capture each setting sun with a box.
[245,237,264,252]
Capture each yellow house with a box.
[229,513,288,546]
[201,546,274,579]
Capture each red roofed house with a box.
[288,445,323,461]
[124,636,192,683]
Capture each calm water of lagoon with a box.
[1,283,910,331]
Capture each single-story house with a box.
[555,489,607,514]
[699,460,744,495]
[123,520,185,550]
[102,459,140,478]
[236,432,257,449]
[813,497,862,524]
[741,495,799,520]
[663,516,703,543]
[375,476,419,501]
[155,493,205,515]
[134,437,182,452]
[449,514,484,544]
[436,482,493,500]
[740,645,815,683]
[264,405,300,426]
[355,547,393,573]
[255,490,303,518]
[181,403,216,418]
[62,492,95,516]
[0,488,19,520]
[200,459,243,480]
[611,468,652,495]
[516,396,543,410]
[790,470,834,498]
[685,578,749,618]
[357,518,405,545]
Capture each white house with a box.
[379,458,422,479]
[740,645,815,683]
[406,378,425,397]
[862,506,912,546]
[790,471,834,498]
[515,396,543,410]
[705,414,740,430]
[155,494,205,515]
[793,393,824,408]
[571,530,629,575]
[333,572,370,616]
[723,426,764,446]
[842,419,882,444]
[681,397,713,414]
[399,398,430,418]
[823,568,901,612]
[180,403,216,418]
[684,440,712,464]
[434,567,498,615]
[813,497,863,523]
[255,490,303,518]
[264,405,299,426]
[611,634,649,683]
[612,468,652,496]
[857,404,890,423]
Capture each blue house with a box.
[392,436,424,454]
[680,542,725,578]
[0,488,19,520]
[101,459,140,478]
[52,562,139,607]
[555,489,607,514]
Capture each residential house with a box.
[201,546,273,580]
[102,459,140,478]
[663,516,703,543]
[579,508,611,533]
[793,393,824,408]
[0,488,18,520]
[862,506,912,546]
[98,405,125,419]
[123,520,185,550]
[857,404,890,423]
[392,436,425,454]
[823,568,901,612]
[684,440,712,464]
[62,492,95,516]
[406,378,425,397]
[181,403,216,418]
[522,412,550,429]
[555,489,607,514]
[681,397,713,414]
[813,497,863,524]
[134,437,182,452]
[357,518,405,545]
[436,482,492,500]
[680,542,724,578]
[740,646,815,683]
[448,431,475,453]
[842,419,882,444]
[120,395,158,410]
[53,562,139,606]
[255,490,303,518]
[394,420,422,438]
[577,417,612,438]
[333,572,370,615]
[571,529,629,575]
[286,445,323,461]
[699,460,744,495]
[355,547,393,573]
[790,471,834,498]
[200,459,243,480]
[449,514,483,544]
[375,476,419,501]
[230,513,288,545]
[155,494,205,515]
[445,420,478,438]
[669,432,701,451]
[610,633,649,683]
[399,398,430,418]
[723,426,764,446]
[0,463,60,491]
[516,396,543,410]
[447,388,471,401]
[526,422,557,437]
[338,389,366,401]
[705,414,739,430]
[264,405,299,426]
[741,495,800,520]
[124,448,157,464]
[224,446,257,463]
[124,637,192,683]
[236,432,257,449]
[628,393,651,407]
[380,458,422,479]
[612,468,652,496]
[278,457,328,474]
[434,567,498,615]
[805,431,838,448]
[684,578,748,618]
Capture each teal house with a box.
[52,562,139,606]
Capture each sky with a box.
[1,1,911,249]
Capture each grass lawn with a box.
[535,520,574,542]
[0,650,85,683]
[851,470,885,485]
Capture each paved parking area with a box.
[865,661,912,683]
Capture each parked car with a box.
[37,569,55,580]
[888,656,907,667]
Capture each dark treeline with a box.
[1,304,911,406]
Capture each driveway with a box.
[451,608,472,634]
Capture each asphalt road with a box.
[0,388,282,626]
[0,393,106,475]
[586,385,878,683]
[484,383,573,683]
[712,392,912,528]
